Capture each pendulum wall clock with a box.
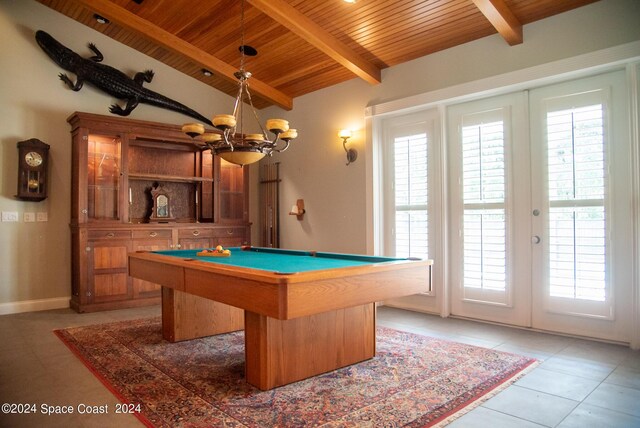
[16,138,50,201]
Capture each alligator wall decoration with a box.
[35,30,213,126]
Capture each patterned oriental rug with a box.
[55,318,537,427]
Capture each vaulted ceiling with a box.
[37,0,599,109]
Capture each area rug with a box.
[55,318,536,427]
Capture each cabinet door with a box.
[178,238,214,250]
[87,134,123,221]
[216,157,248,222]
[131,229,172,298]
[213,226,249,247]
[87,234,131,303]
[178,228,214,250]
[201,150,214,221]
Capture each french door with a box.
[529,71,632,341]
[449,71,633,341]
[448,93,531,327]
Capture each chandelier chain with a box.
[240,0,246,72]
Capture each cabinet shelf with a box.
[128,173,214,183]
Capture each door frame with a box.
[529,70,634,343]
[447,92,532,327]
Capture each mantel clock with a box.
[16,138,50,201]
[149,183,174,222]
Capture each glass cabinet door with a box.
[201,150,214,221]
[87,135,121,221]
[218,158,246,222]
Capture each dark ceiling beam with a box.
[471,0,523,46]
[71,0,293,110]
[247,0,382,85]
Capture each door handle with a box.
[532,235,541,244]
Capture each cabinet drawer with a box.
[88,230,132,240]
[132,229,172,240]
[211,227,245,238]
[178,228,216,239]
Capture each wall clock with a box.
[16,138,50,201]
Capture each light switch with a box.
[24,212,36,222]
[1,212,19,222]
[36,212,48,222]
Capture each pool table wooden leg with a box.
[244,303,376,390]
[161,287,244,342]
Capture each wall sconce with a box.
[289,199,305,220]
[339,129,357,166]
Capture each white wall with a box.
[264,0,640,254]
[0,0,241,311]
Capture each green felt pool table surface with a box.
[153,247,405,274]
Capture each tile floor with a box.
[0,305,638,427]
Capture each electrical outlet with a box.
[36,212,48,222]
[24,212,36,222]
[1,211,19,222]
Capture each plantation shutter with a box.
[459,108,510,305]
[546,103,607,302]
[394,133,429,259]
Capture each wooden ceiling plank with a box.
[471,0,523,45]
[247,0,381,85]
[69,0,293,110]
[40,0,597,105]
[354,2,480,51]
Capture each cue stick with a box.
[271,164,276,247]
[262,163,265,246]
[265,163,270,247]
[260,165,265,245]
[271,163,275,247]
[259,163,283,248]
[269,163,272,246]
[268,163,272,247]
[263,163,268,246]
[275,162,280,248]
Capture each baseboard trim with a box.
[0,297,70,315]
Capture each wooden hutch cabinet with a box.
[68,112,251,312]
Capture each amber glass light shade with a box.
[213,114,237,129]
[201,133,223,142]
[217,147,266,166]
[266,119,289,133]
[182,123,205,138]
[280,129,298,141]
[245,133,266,142]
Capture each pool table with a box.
[128,246,433,390]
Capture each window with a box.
[393,133,429,259]
[378,110,440,301]
[461,120,507,293]
[546,104,606,301]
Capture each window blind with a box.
[546,104,606,301]
[462,120,506,292]
[394,133,428,259]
